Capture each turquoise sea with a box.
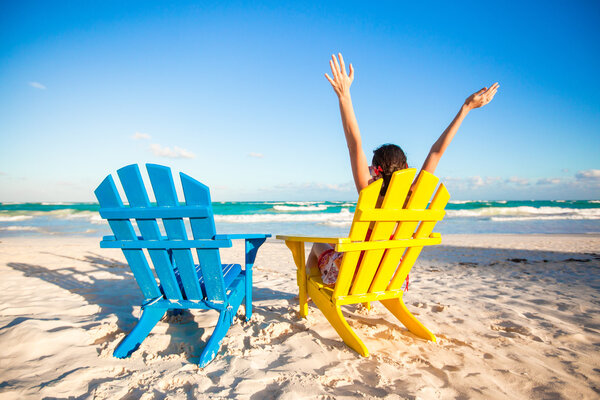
[1,200,599,238]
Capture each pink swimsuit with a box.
[317,248,343,286]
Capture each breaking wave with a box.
[215,209,354,224]
[447,206,600,220]
[272,205,328,212]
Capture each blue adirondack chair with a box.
[94,163,269,367]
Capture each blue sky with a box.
[1,1,599,201]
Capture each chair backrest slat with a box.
[117,165,184,300]
[376,171,439,292]
[332,179,382,299]
[367,171,438,292]
[330,169,449,300]
[387,182,449,290]
[350,169,416,295]
[94,174,161,299]
[180,172,226,303]
[146,164,205,300]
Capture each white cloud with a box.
[485,177,503,185]
[322,182,354,192]
[150,143,195,159]
[469,176,484,187]
[133,133,194,159]
[447,173,598,190]
[537,178,561,185]
[248,152,264,158]
[575,169,600,181]
[444,176,502,189]
[506,176,530,186]
[132,132,151,140]
[272,181,354,193]
[29,82,46,90]
[468,176,502,187]
[441,173,600,198]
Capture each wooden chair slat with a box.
[147,164,204,300]
[180,172,226,303]
[99,238,232,249]
[332,179,382,299]
[99,206,210,220]
[117,165,183,300]
[94,174,161,299]
[382,172,439,291]
[351,169,415,295]
[355,208,445,222]
[370,171,439,292]
[388,183,450,290]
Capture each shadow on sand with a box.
[4,252,296,366]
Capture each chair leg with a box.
[245,269,253,321]
[297,269,308,318]
[198,310,233,368]
[114,307,165,358]
[381,297,436,342]
[310,285,369,357]
[244,237,266,321]
[285,241,308,318]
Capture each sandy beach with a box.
[1,234,599,399]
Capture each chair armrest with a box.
[212,234,270,270]
[241,236,269,270]
[214,233,271,240]
[276,235,348,245]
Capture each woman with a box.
[310,53,499,286]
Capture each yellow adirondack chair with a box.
[277,169,450,356]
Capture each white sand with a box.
[0,234,599,399]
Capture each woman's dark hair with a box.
[372,144,408,196]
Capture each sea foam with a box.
[215,209,353,224]
[0,215,33,222]
[272,205,328,212]
[447,206,600,220]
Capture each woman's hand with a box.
[421,82,499,176]
[464,82,500,110]
[325,53,354,99]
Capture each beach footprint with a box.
[490,320,543,342]
[431,304,445,313]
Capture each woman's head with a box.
[371,144,408,196]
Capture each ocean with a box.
[1,200,599,238]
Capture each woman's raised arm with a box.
[325,53,371,193]
[420,83,500,175]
